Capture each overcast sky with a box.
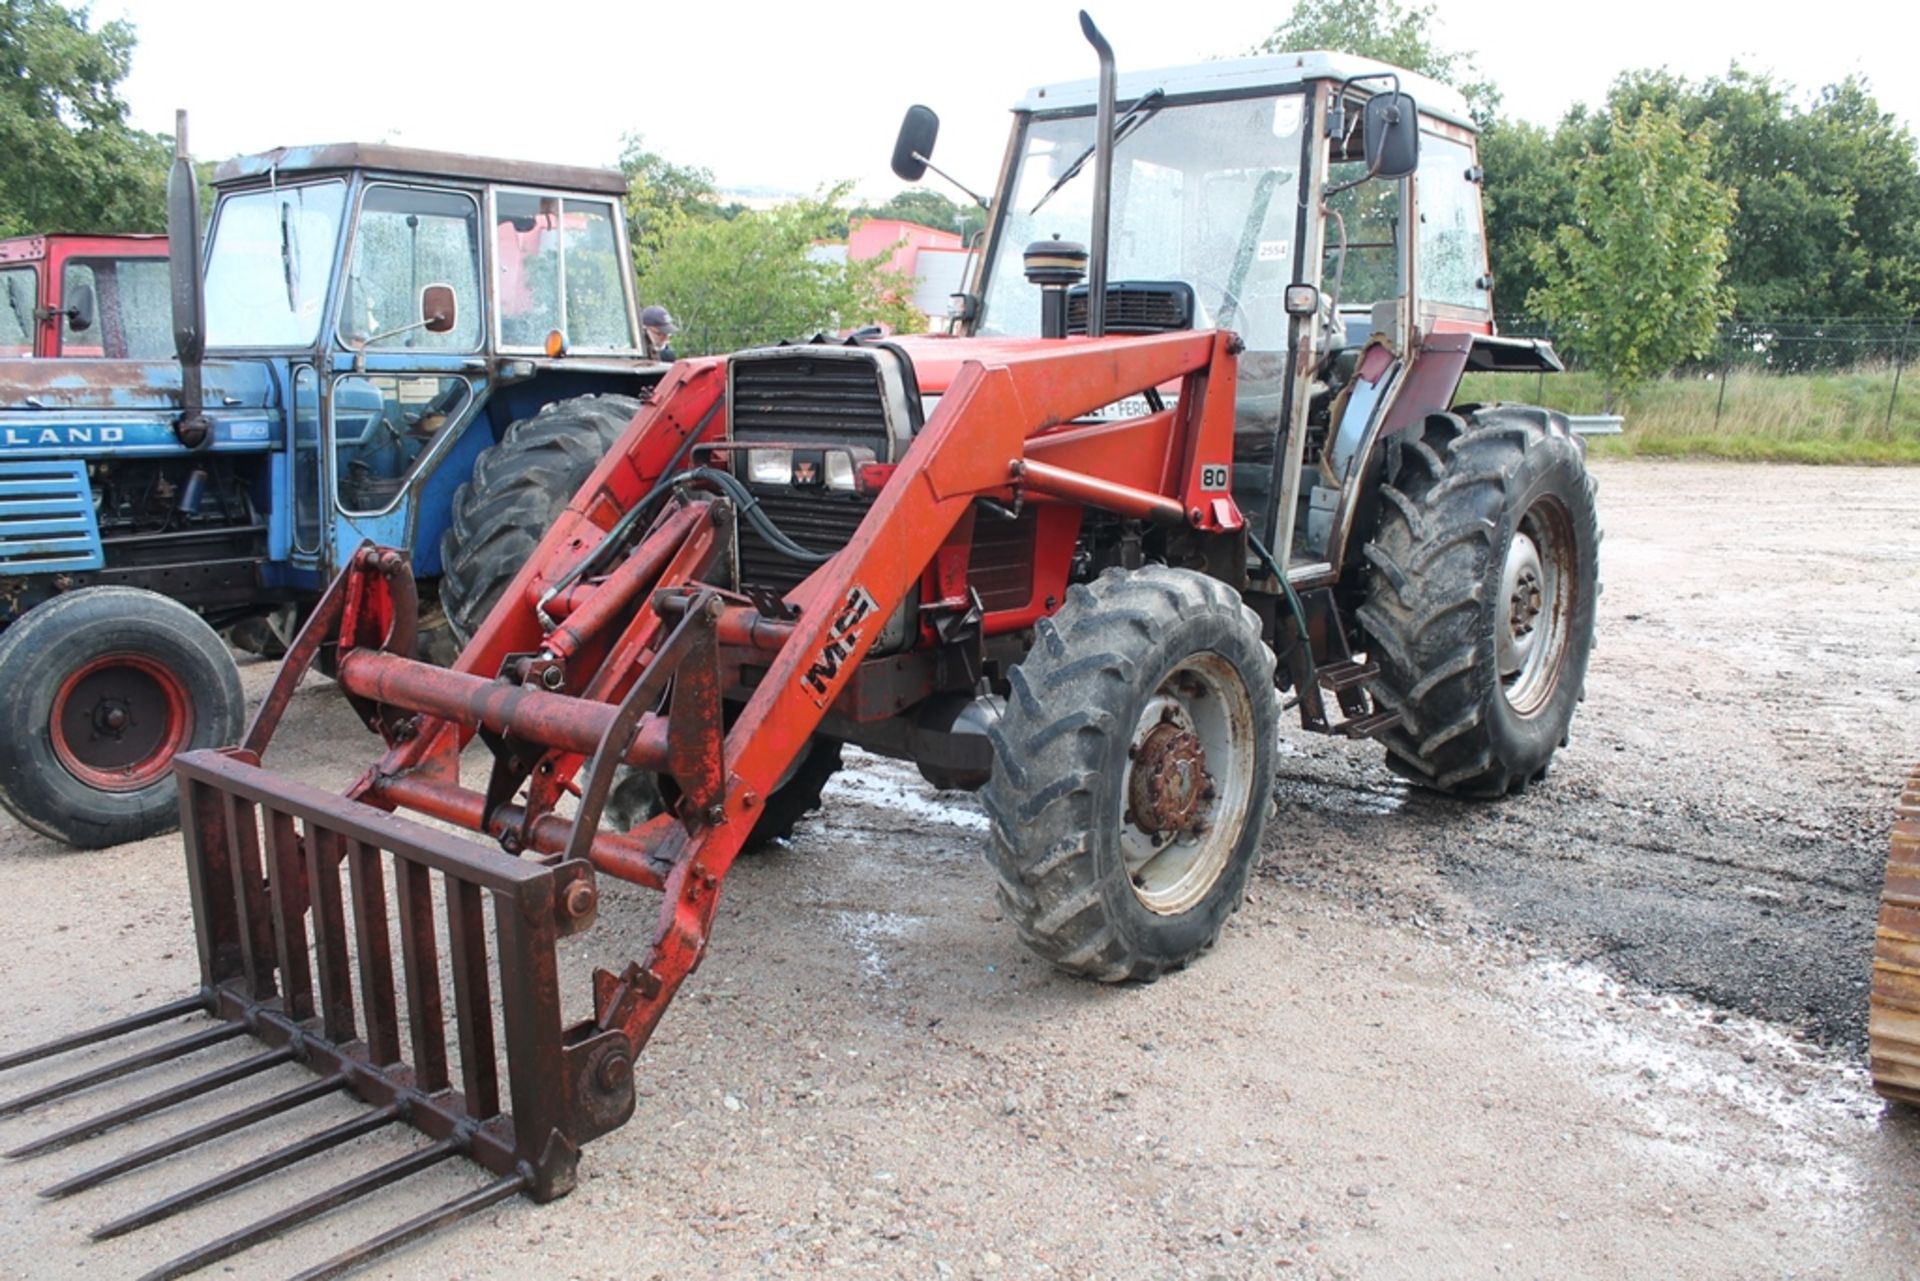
[105,0,1916,200]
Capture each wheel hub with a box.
[51,654,193,792]
[1498,532,1546,678]
[1128,721,1211,836]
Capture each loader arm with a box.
[0,329,1242,1278]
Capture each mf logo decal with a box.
[1200,463,1230,491]
[801,585,879,706]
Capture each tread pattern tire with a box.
[0,587,245,848]
[437,394,643,645]
[981,565,1279,982]
[1356,404,1599,797]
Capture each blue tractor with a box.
[0,118,666,847]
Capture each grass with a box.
[1456,365,1920,464]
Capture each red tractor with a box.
[1,16,1596,1276]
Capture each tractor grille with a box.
[968,509,1037,612]
[731,354,893,454]
[1066,281,1197,335]
[0,460,105,573]
[738,491,872,599]
[730,350,900,602]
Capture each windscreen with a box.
[980,92,1307,351]
[204,181,347,348]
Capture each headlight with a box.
[824,451,856,492]
[747,448,792,485]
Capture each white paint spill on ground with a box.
[1512,958,1880,1231]
[819,749,989,832]
[827,910,924,985]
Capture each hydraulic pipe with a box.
[370,773,671,889]
[1010,457,1185,525]
[335,650,671,769]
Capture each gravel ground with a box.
[0,458,1916,1280]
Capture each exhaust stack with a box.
[1079,10,1115,339]
[167,110,210,450]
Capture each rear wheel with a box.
[0,588,245,847]
[1357,405,1598,796]
[437,394,642,645]
[982,565,1279,981]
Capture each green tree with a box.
[1253,0,1500,125]
[635,184,925,356]
[618,135,734,258]
[1528,106,1736,409]
[1581,68,1920,327]
[1477,118,1583,321]
[0,0,169,237]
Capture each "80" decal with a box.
[1199,463,1230,491]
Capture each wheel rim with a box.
[50,653,194,792]
[1120,652,1257,916]
[1498,496,1576,717]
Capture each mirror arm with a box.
[912,153,991,210]
[351,316,440,373]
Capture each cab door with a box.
[324,183,488,576]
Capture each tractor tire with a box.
[981,565,1279,982]
[437,394,644,645]
[602,737,844,852]
[1356,404,1598,797]
[0,587,245,848]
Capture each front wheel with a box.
[1357,404,1599,796]
[0,588,246,847]
[982,565,1279,982]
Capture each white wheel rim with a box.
[1119,652,1257,916]
[1499,497,1575,716]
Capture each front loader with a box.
[0,14,1599,1275]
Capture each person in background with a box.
[642,305,678,362]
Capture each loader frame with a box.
[1,331,1242,1276]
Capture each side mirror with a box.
[1362,93,1420,180]
[65,282,97,334]
[891,105,939,182]
[420,283,456,334]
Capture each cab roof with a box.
[1016,49,1475,131]
[211,143,629,196]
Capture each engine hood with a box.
[0,358,279,411]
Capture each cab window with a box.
[1415,134,1491,311]
[494,192,635,351]
[59,257,172,357]
[339,185,483,351]
[0,266,34,355]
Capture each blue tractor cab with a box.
[0,125,668,847]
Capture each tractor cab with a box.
[198,144,651,580]
[951,53,1557,580]
[0,233,170,359]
